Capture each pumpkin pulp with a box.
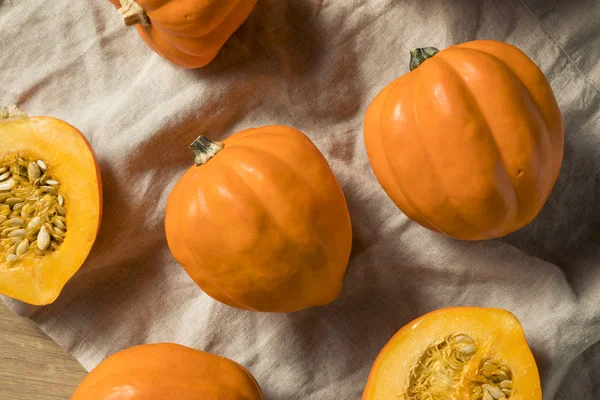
[0,106,101,305]
[363,307,541,400]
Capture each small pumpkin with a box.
[109,0,257,68]
[364,40,564,240]
[165,126,352,312]
[72,343,264,399]
[363,307,541,400]
[0,106,102,305]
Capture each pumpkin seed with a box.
[6,218,25,227]
[57,207,66,216]
[57,194,64,206]
[16,239,29,255]
[5,198,22,207]
[53,218,66,230]
[45,179,59,186]
[1,227,18,237]
[499,381,512,390]
[12,202,24,212]
[36,160,47,170]
[0,171,10,181]
[40,186,58,196]
[482,384,505,399]
[12,174,27,183]
[5,254,17,262]
[0,179,15,191]
[37,226,50,250]
[8,229,26,238]
[27,216,41,230]
[27,162,41,179]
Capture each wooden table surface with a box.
[0,302,86,400]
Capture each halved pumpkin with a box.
[71,343,264,399]
[363,307,541,400]
[0,105,102,305]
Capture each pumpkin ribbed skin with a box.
[71,343,264,400]
[165,126,352,312]
[365,40,563,240]
[110,0,257,68]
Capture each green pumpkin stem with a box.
[0,105,28,121]
[190,136,224,166]
[118,0,151,27]
[409,47,440,71]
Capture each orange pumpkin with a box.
[165,126,352,312]
[72,343,264,399]
[0,106,102,305]
[364,40,564,240]
[109,0,257,68]
[363,307,541,400]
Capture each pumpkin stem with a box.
[190,136,224,166]
[0,105,28,120]
[409,47,439,71]
[118,0,151,27]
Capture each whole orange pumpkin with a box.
[364,40,564,240]
[71,343,264,400]
[109,0,257,68]
[165,126,352,312]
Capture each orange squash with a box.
[364,40,564,240]
[165,126,352,312]
[72,343,264,399]
[363,307,541,400]
[109,0,257,68]
[0,106,102,305]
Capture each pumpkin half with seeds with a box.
[165,126,352,312]
[0,106,102,305]
[363,307,541,400]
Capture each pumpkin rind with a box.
[363,307,542,400]
[0,108,102,305]
[110,0,258,68]
[165,125,352,312]
[364,40,564,240]
[71,343,264,400]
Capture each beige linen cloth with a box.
[1,0,600,398]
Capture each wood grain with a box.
[0,302,86,400]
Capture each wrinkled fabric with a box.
[1,0,600,398]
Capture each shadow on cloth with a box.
[504,123,600,292]
[196,0,323,76]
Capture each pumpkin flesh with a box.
[363,307,541,400]
[0,110,101,305]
